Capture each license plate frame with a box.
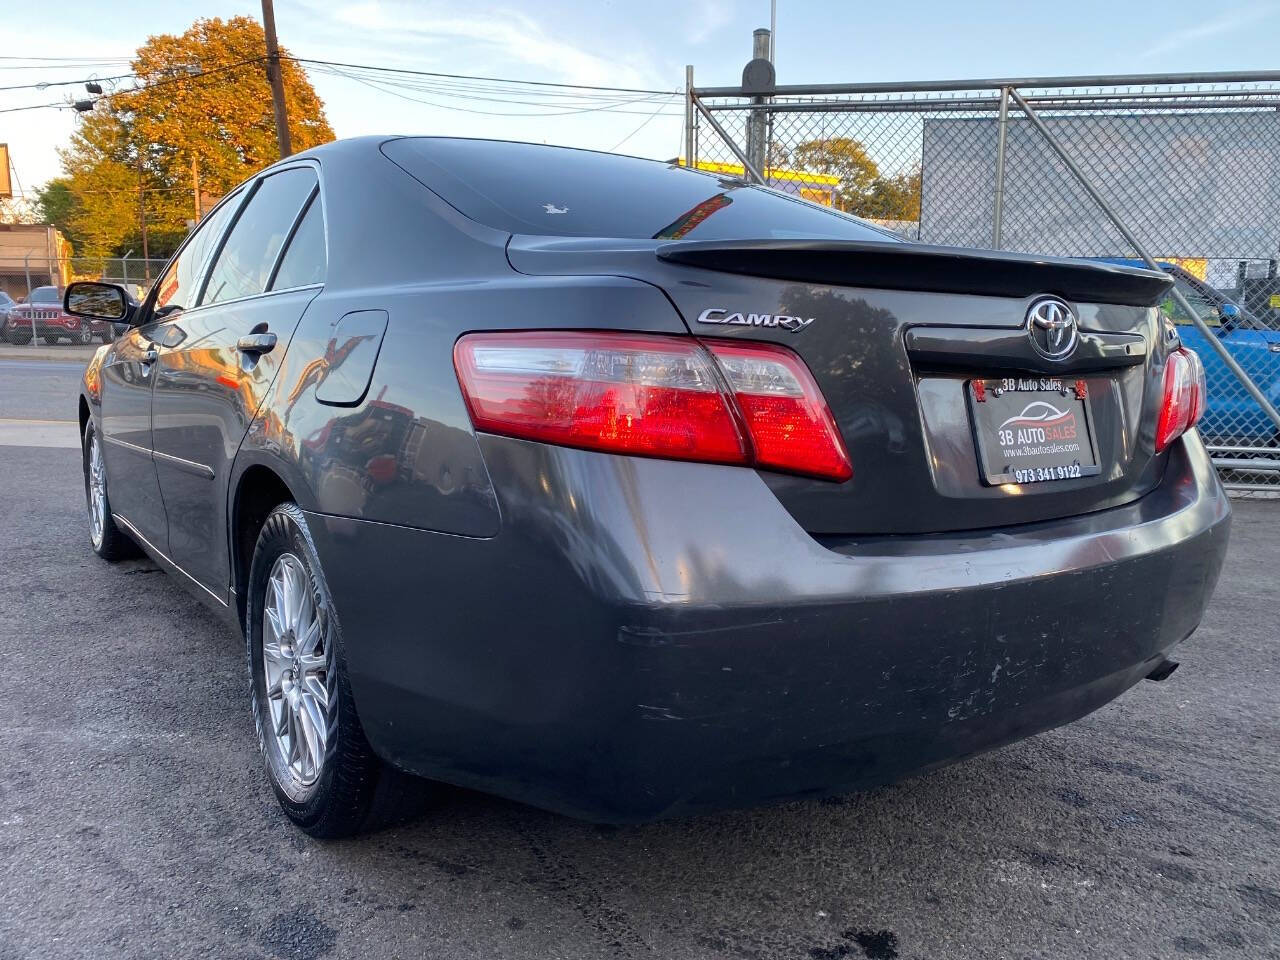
[967,376,1102,486]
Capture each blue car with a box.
[1093,259,1280,447]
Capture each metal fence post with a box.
[23,253,36,347]
[685,65,695,167]
[992,86,1011,249]
[1006,87,1280,432]
[692,95,767,184]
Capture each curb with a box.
[0,346,96,364]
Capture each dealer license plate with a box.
[967,376,1101,485]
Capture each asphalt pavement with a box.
[0,355,1277,960]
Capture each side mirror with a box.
[65,281,135,324]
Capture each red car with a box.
[4,285,115,345]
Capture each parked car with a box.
[1093,259,1280,446]
[4,285,115,345]
[68,137,1230,838]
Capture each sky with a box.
[3,0,1280,193]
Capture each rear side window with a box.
[383,137,897,243]
[270,194,326,290]
[154,189,243,313]
[202,168,317,306]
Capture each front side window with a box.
[202,168,317,306]
[1162,278,1221,327]
[269,194,326,291]
[153,189,243,314]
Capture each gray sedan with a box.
[67,136,1229,837]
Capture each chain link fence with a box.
[1,255,167,348]
[0,255,167,302]
[688,76,1280,492]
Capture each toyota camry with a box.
[66,137,1230,837]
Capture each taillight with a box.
[453,331,852,481]
[1155,346,1206,453]
[702,340,853,481]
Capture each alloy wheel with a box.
[79,324,93,345]
[87,430,106,549]
[262,553,330,787]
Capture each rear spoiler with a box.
[656,239,1173,307]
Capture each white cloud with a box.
[686,0,734,44]
[321,1,660,89]
[1138,4,1277,60]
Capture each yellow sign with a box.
[1270,294,1280,310]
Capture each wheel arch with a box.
[78,394,90,441]
[230,461,302,626]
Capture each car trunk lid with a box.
[508,235,1175,536]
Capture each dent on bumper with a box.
[306,432,1229,822]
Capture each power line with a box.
[285,56,676,97]
[0,55,130,61]
[0,71,136,92]
[0,57,266,114]
[308,63,679,117]
[609,98,676,152]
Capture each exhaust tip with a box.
[1145,658,1180,682]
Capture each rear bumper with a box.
[307,432,1230,822]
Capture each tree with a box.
[0,197,36,224]
[32,178,77,242]
[787,138,921,222]
[789,137,880,211]
[860,165,922,221]
[57,16,333,260]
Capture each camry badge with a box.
[696,307,815,333]
[1026,296,1078,361]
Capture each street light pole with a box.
[261,0,293,158]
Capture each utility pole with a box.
[746,28,771,178]
[261,0,293,158]
[191,155,202,221]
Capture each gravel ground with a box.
[0,362,1276,960]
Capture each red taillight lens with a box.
[453,331,852,481]
[1155,346,1206,453]
[453,332,748,465]
[702,339,853,482]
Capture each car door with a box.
[96,189,245,553]
[1164,282,1280,444]
[150,164,325,598]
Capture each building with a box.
[0,223,71,301]
[679,159,842,206]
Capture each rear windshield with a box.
[383,138,897,243]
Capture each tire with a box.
[6,332,31,345]
[82,420,139,560]
[246,502,427,838]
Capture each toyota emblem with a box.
[1026,296,1079,361]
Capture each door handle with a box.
[237,332,277,355]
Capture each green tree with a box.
[57,16,333,260]
[860,165,922,221]
[33,178,77,243]
[787,138,922,221]
[789,137,880,211]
